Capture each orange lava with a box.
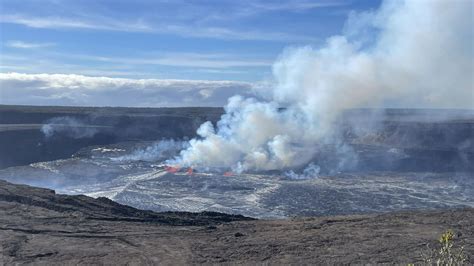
[165,166,180,173]
[186,168,193,175]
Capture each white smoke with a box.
[285,163,321,180]
[113,140,188,162]
[41,116,100,138]
[169,0,473,172]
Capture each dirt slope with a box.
[0,180,472,265]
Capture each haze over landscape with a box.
[0,0,473,264]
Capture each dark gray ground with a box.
[0,180,472,265]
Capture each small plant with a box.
[421,229,468,265]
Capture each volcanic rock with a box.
[1,179,472,264]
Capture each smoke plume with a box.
[41,116,100,138]
[113,140,188,162]
[285,163,321,180]
[170,0,473,172]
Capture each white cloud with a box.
[0,15,153,32]
[0,72,256,107]
[72,52,271,69]
[251,1,347,12]
[6,40,56,49]
[160,25,318,42]
[0,49,272,84]
[0,51,270,81]
[0,14,316,42]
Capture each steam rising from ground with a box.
[285,163,321,180]
[113,140,188,162]
[169,0,473,172]
[42,116,100,138]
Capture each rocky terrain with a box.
[0,180,472,264]
[1,105,473,264]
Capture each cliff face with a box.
[0,105,224,169]
[1,179,472,264]
[0,179,252,225]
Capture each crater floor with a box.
[1,142,472,218]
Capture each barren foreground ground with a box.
[1,180,472,265]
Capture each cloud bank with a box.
[170,0,473,172]
[0,73,254,107]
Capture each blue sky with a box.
[0,0,381,82]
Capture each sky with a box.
[1,0,383,107]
